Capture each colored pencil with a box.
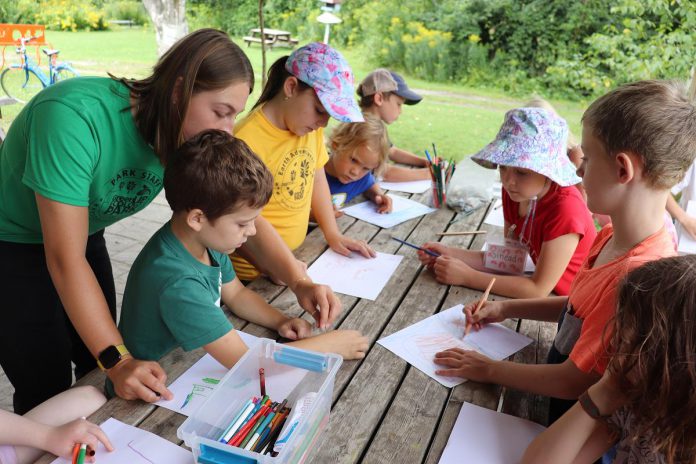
[218,397,256,442]
[436,230,485,236]
[465,277,496,337]
[391,237,440,257]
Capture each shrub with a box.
[103,1,150,26]
[33,0,108,31]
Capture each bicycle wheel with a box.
[0,68,44,103]
[54,65,80,83]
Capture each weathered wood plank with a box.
[308,202,487,464]
[499,318,557,426]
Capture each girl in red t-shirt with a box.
[418,107,596,297]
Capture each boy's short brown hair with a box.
[164,130,273,221]
[582,80,696,189]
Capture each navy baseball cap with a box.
[357,68,422,105]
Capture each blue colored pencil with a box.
[391,237,440,257]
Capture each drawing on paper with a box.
[180,380,217,409]
[127,440,156,464]
[413,333,472,361]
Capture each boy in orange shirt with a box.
[432,80,696,422]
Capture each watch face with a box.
[99,345,122,369]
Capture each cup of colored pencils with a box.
[425,143,456,209]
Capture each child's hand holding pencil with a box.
[463,280,506,335]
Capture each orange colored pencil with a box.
[464,277,496,337]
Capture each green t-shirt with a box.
[118,222,235,362]
[0,77,162,243]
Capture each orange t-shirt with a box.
[567,224,676,374]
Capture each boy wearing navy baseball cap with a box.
[357,69,430,182]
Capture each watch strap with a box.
[97,344,130,371]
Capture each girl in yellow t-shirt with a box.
[233,42,375,280]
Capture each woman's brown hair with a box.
[113,28,254,165]
[609,254,696,463]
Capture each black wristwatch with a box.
[97,344,130,371]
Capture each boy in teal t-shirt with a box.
[116,130,367,390]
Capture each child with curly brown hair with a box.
[522,254,696,464]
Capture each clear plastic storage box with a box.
[177,339,342,464]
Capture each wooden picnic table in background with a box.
[35,187,556,464]
[243,28,299,49]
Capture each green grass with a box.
[1,28,588,161]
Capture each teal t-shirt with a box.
[0,77,162,243]
[118,222,235,362]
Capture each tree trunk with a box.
[142,0,189,56]
[259,0,266,88]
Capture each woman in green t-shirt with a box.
[0,28,342,414]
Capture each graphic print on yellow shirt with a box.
[275,147,314,211]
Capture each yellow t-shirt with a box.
[232,106,329,280]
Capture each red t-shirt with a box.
[502,183,596,295]
[568,224,676,374]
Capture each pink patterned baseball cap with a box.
[285,42,364,123]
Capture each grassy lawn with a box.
[1,27,588,161]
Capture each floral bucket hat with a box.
[286,42,364,123]
[471,107,581,187]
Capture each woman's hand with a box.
[107,358,173,402]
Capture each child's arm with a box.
[434,351,600,400]
[422,234,581,298]
[667,194,696,239]
[388,146,429,167]
[206,279,312,368]
[381,165,431,182]
[238,215,341,329]
[363,183,392,213]
[219,278,369,361]
[0,387,113,462]
[521,372,625,464]
[222,278,312,339]
[312,168,376,258]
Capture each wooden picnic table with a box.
[35,187,556,464]
[243,28,299,48]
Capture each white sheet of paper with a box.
[341,193,436,229]
[481,242,536,274]
[307,249,403,300]
[678,200,696,254]
[438,402,546,464]
[379,179,432,194]
[156,332,260,416]
[483,199,505,227]
[378,305,532,388]
[51,417,192,464]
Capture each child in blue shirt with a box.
[324,115,393,213]
[116,130,368,386]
